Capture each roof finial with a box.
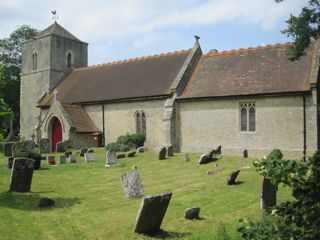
[194,35,200,43]
[51,10,59,22]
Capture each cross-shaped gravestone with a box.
[134,192,172,234]
[120,171,144,198]
[10,158,34,192]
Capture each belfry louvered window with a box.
[240,103,256,132]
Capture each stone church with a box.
[20,22,320,158]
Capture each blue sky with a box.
[0,0,307,65]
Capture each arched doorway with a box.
[51,117,62,152]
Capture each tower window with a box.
[67,53,72,68]
[240,103,256,132]
[32,52,37,70]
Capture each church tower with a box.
[20,22,88,139]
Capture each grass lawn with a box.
[0,148,291,239]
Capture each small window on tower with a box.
[32,52,37,70]
[67,53,72,68]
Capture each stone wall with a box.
[178,94,318,159]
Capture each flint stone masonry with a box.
[227,169,240,185]
[69,154,77,163]
[56,141,65,152]
[4,142,15,157]
[127,151,136,158]
[260,177,277,215]
[184,207,201,220]
[120,171,144,198]
[84,152,95,162]
[59,155,66,164]
[159,147,166,160]
[10,158,34,192]
[39,138,50,153]
[134,192,172,234]
[167,146,173,157]
[47,156,56,165]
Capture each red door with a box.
[51,118,62,152]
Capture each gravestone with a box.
[8,157,14,168]
[127,151,136,158]
[227,169,240,185]
[59,155,66,164]
[184,153,190,162]
[260,177,277,215]
[184,207,201,220]
[84,152,95,162]
[10,158,34,192]
[80,148,88,157]
[117,154,126,159]
[242,149,248,158]
[38,197,55,207]
[12,141,35,156]
[137,146,145,153]
[87,149,94,153]
[134,192,172,234]
[198,154,209,164]
[63,140,73,149]
[208,145,222,160]
[158,147,166,160]
[64,151,72,158]
[215,163,223,172]
[4,142,14,157]
[47,156,56,165]
[56,141,65,152]
[105,150,118,167]
[39,138,50,153]
[69,154,77,163]
[167,146,173,157]
[120,171,144,198]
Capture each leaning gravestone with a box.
[56,141,65,152]
[47,156,56,165]
[167,146,173,157]
[59,155,66,164]
[10,158,34,192]
[198,154,209,164]
[84,152,95,162]
[184,153,190,162]
[39,138,50,153]
[260,177,277,215]
[4,142,15,157]
[120,171,144,198]
[134,192,172,234]
[158,147,166,160]
[207,145,222,160]
[69,154,77,163]
[227,169,240,185]
[80,148,88,157]
[184,207,201,220]
[105,150,118,167]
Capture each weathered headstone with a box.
[184,153,190,162]
[158,147,166,160]
[64,151,72,158]
[167,146,173,157]
[120,171,144,198]
[47,156,56,165]
[127,151,136,158]
[39,138,50,153]
[4,142,14,157]
[7,157,14,169]
[198,154,209,164]
[69,154,77,163]
[134,192,172,234]
[56,141,65,153]
[242,149,248,158]
[84,152,95,162]
[80,148,88,157]
[38,197,55,207]
[105,150,118,167]
[10,158,34,192]
[208,145,222,160]
[260,177,277,215]
[12,141,35,156]
[117,154,126,159]
[227,169,240,185]
[59,155,66,164]
[184,207,201,220]
[137,146,145,153]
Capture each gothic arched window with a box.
[136,112,141,134]
[135,111,146,137]
[67,53,72,68]
[32,52,37,70]
[240,103,256,132]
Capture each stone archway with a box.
[51,117,62,152]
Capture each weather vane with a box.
[51,10,59,21]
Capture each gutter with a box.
[303,94,307,161]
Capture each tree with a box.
[276,0,320,60]
[0,25,38,135]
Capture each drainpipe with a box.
[101,103,105,146]
[303,94,307,161]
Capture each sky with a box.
[0,0,308,65]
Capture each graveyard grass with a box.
[0,148,291,239]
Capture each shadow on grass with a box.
[37,167,50,171]
[141,229,190,239]
[0,191,82,211]
[234,181,245,185]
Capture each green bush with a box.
[266,148,283,160]
[14,151,42,170]
[106,133,145,152]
